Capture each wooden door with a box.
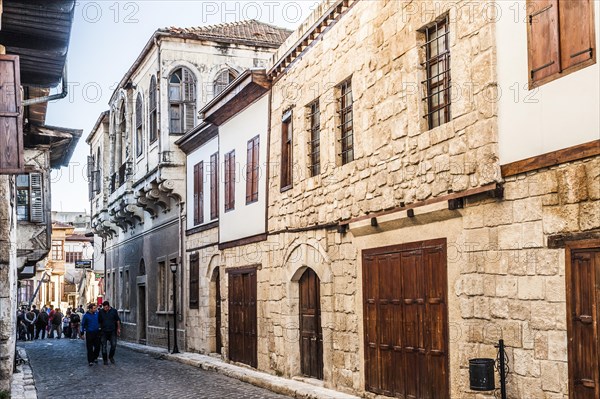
[138,285,146,342]
[228,269,257,368]
[363,238,449,399]
[215,269,222,354]
[299,268,323,379]
[566,241,600,399]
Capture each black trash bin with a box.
[469,358,495,391]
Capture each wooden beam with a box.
[501,139,600,177]
[341,183,500,226]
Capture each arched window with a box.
[135,93,143,157]
[139,259,146,276]
[149,76,157,143]
[168,68,196,134]
[213,69,237,96]
[96,147,101,192]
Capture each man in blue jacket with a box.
[80,303,101,366]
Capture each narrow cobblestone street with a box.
[19,339,291,399]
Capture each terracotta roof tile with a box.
[160,19,292,48]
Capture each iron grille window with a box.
[189,253,199,309]
[210,152,219,220]
[149,76,158,143]
[169,68,197,134]
[136,93,143,157]
[281,111,293,190]
[338,79,354,165]
[213,70,237,97]
[422,17,451,129]
[246,136,260,204]
[307,100,321,176]
[224,150,235,211]
[193,161,204,225]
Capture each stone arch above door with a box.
[281,237,334,382]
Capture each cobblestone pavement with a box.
[20,339,291,399]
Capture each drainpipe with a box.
[23,65,69,106]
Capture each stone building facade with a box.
[223,0,596,398]
[89,21,291,349]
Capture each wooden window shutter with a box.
[193,162,203,225]
[246,137,260,204]
[189,252,199,309]
[29,173,44,223]
[87,155,95,200]
[183,68,196,131]
[559,0,595,70]
[246,140,252,202]
[0,55,24,173]
[252,137,259,202]
[527,0,560,84]
[210,152,219,220]
[224,151,236,211]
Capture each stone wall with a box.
[268,0,500,231]
[0,176,17,392]
[456,156,599,398]
[185,226,219,354]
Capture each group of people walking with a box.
[17,304,84,341]
[17,301,121,367]
[80,301,121,366]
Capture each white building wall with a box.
[219,94,269,243]
[186,137,219,231]
[496,0,600,164]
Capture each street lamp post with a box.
[169,260,179,354]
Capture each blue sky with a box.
[47,0,319,213]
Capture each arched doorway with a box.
[299,268,323,379]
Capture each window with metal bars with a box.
[307,100,321,176]
[210,152,219,220]
[193,161,204,225]
[281,111,293,190]
[337,79,354,165]
[135,93,143,157]
[149,76,158,143]
[224,150,235,211]
[169,68,197,134]
[246,136,260,204]
[422,16,451,130]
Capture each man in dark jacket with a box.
[35,309,48,339]
[80,303,101,366]
[50,308,63,339]
[98,301,121,365]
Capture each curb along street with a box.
[118,341,360,399]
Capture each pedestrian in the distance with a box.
[62,311,71,339]
[23,308,36,341]
[35,308,48,339]
[50,308,63,339]
[70,310,81,339]
[80,303,101,366]
[98,301,121,365]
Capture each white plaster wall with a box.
[496,0,600,164]
[219,94,269,243]
[186,137,218,231]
